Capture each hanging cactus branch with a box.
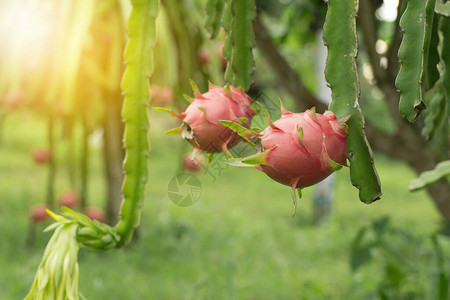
[229,0,256,90]
[323,0,381,204]
[410,160,450,191]
[395,0,436,122]
[221,0,256,90]
[115,0,159,247]
[205,0,226,39]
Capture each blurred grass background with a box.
[0,110,447,299]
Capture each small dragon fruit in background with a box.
[155,81,255,154]
[221,102,348,213]
[84,207,106,222]
[30,204,49,224]
[182,152,203,172]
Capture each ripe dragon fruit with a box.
[221,104,348,211]
[156,82,255,154]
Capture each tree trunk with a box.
[103,94,124,225]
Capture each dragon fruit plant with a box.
[221,102,348,213]
[155,81,256,155]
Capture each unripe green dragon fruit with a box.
[156,82,255,154]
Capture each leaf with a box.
[422,17,450,157]
[350,226,373,271]
[229,0,256,90]
[409,160,450,191]
[396,0,436,122]
[384,261,406,288]
[205,0,226,39]
[115,0,159,247]
[324,0,381,204]
[431,235,449,300]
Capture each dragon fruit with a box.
[256,109,347,188]
[156,82,255,154]
[222,105,348,200]
[182,152,203,172]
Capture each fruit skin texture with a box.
[181,84,255,153]
[257,110,348,189]
[182,153,203,172]
[30,204,49,224]
[32,149,52,165]
[58,191,79,208]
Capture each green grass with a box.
[0,110,447,299]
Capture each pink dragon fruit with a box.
[157,82,255,154]
[222,106,348,194]
[182,152,203,172]
[256,109,347,189]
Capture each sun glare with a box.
[0,1,54,61]
[377,0,399,22]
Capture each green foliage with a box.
[160,0,205,99]
[431,235,449,300]
[222,0,233,83]
[228,0,256,90]
[217,0,256,90]
[435,0,450,16]
[115,0,159,247]
[422,79,449,158]
[424,14,441,91]
[350,217,450,299]
[323,0,381,204]
[396,0,436,122]
[205,0,225,39]
[410,160,450,191]
[441,15,450,119]
[359,84,397,135]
